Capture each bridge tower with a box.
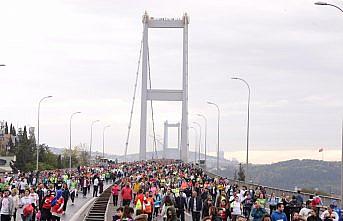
[163,121,181,159]
[139,12,189,162]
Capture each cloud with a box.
[0,0,342,160]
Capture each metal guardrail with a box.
[84,185,113,221]
[202,167,340,206]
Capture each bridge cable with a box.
[124,34,143,161]
[147,45,158,159]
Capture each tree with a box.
[4,122,8,134]
[37,144,58,170]
[7,137,15,155]
[15,126,35,171]
[238,163,246,182]
[57,155,63,169]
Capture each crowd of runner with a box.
[0,166,113,221]
[0,160,340,221]
[109,161,342,221]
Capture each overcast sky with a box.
[0,0,342,163]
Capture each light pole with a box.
[189,126,198,163]
[197,114,208,167]
[207,101,220,172]
[90,120,100,161]
[102,125,111,158]
[37,96,53,171]
[69,111,81,171]
[193,122,202,163]
[341,119,343,209]
[232,77,251,181]
[314,2,343,208]
[314,1,342,208]
[315,2,343,13]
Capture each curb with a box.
[70,197,97,221]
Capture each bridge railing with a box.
[202,167,340,207]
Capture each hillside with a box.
[220,159,340,196]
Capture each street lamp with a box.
[315,2,343,13]
[232,77,251,181]
[36,96,53,171]
[69,111,81,170]
[314,1,342,208]
[197,114,208,168]
[193,122,202,162]
[90,120,100,161]
[207,101,220,172]
[189,126,198,163]
[341,119,343,209]
[102,125,111,158]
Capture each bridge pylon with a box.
[139,12,189,162]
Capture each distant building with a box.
[219,150,225,160]
[0,121,16,154]
[0,156,16,173]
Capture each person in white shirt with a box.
[231,195,243,221]
[9,188,19,221]
[29,188,38,207]
[19,189,33,220]
[93,177,99,197]
[320,205,339,221]
[18,179,26,195]
[299,201,313,221]
[0,190,13,221]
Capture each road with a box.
[106,191,192,221]
[62,182,112,221]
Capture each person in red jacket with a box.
[51,190,64,221]
[112,183,120,206]
[121,183,133,207]
[40,190,55,221]
[134,189,145,211]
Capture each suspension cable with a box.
[124,35,143,162]
[147,46,158,159]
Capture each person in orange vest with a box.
[144,191,154,221]
[181,181,188,190]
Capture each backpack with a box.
[23,204,34,217]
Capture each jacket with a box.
[0,197,13,215]
[122,187,133,200]
[175,196,187,211]
[188,196,202,212]
[271,210,288,221]
[251,207,267,221]
[112,185,120,196]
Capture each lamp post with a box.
[90,120,100,161]
[37,96,53,171]
[189,126,198,163]
[193,122,202,163]
[102,125,111,158]
[341,119,343,209]
[207,101,220,172]
[232,77,251,181]
[197,114,208,167]
[313,2,342,207]
[315,2,343,13]
[69,111,81,171]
